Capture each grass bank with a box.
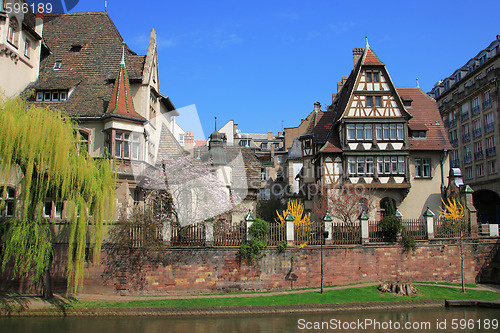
[70,285,499,309]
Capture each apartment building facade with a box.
[430,35,500,224]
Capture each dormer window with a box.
[409,124,428,139]
[36,90,69,102]
[70,44,82,54]
[54,61,62,70]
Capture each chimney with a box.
[497,34,500,41]
[184,131,194,153]
[353,47,364,67]
[267,131,273,140]
[337,76,348,93]
[314,102,321,113]
[35,8,44,37]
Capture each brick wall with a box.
[2,238,498,295]
[79,238,499,295]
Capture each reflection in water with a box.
[0,308,498,333]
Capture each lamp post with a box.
[321,213,332,294]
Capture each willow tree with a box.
[0,94,116,298]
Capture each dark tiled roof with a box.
[27,12,145,118]
[397,87,451,150]
[193,146,261,190]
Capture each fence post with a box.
[245,211,255,241]
[359,212,369,244]
[205,221,214,247]
[462,185,478,237]
[285,211,295,245]
[323,212,333,245]
[162,222,171,246]
[423,207,435,240]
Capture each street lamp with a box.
[321,213,332,294]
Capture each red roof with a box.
[398,87,451,150]
[106,63,145,122]
[363,47,384,66]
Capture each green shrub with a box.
[401,233,417,253]
[238,219,269,262]
[277,240,288,253]
[379,216,402,242]
[249,218,269,240]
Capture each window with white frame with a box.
[347,124,372,141]
[113,131,141,160]
[24,39,30,58]
[465,166,473,180]
[0,187,16,217]
[375,123,403,141]
[376,156,405,176]
[415,158,431,178]
[488,160,497,174]
[7,17,19,47]
[476,164,484,177]
[347,157,375,176]
[485,112,494,132]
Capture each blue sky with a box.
[71,0,500,139]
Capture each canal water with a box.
[0,308,498,332]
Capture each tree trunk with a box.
[42,264,53,300]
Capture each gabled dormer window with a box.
[54,61,62,70]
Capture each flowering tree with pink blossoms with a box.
[156,156,242,227]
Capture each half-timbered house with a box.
[299,42,451,220]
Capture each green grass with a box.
[68,285,499,309]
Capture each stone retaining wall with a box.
[1,238,499,295]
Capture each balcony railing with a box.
[462,133,471,143]
[448,119,457,128]
[451,159,460,168]
[483,99,492,110]
[472,128,482,138]
[464,154,473,164]
[461,112,470,121]
[471,106,481,116]
[474,151,484,161]
[450,139,459,147]
[486,147,496,157]
[485,123,495,133]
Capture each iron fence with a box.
[434,218,470,238]
[267,223,286,245]
[402,219,427,240]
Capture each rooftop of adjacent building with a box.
[430,35,500,99]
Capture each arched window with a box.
[7,17,19,47]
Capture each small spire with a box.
[365,36,370,48]
[120,41,126,66]
[214,116,217,131]
[416,77,420,88]
[105,0,107,12]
